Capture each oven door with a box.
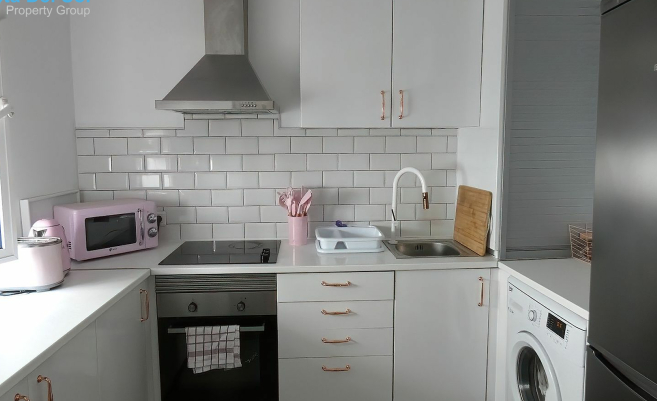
[78,207,145,259]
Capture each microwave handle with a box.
[138,208,144,246]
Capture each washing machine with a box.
[507,277,587,401]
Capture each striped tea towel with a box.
[185,325,241,374]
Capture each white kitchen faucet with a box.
[390,167,429,241]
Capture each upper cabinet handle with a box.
[140,289,150,322]
[37,375,54,401]
[399,90,404,120]
[14,395,30,401]
[321,281,351,287]
[478,277,484,307]
[380,91,386,120]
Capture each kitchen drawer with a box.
[277,272,393,302]
[278,301,393,330]
[279,356,392,401]
[279,328,393,359]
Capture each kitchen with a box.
[0,0,653,400]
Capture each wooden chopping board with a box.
[453,186,492,256]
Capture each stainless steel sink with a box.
[384,239,478,258]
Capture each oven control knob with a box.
[147,213,157,224]
[188,302,198,313]
[237,301,246,312]
[528,310,537,322]
[148,227,158,238]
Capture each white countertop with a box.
[499,258,591,319]
[0,269,150,396]
[71,239,499,274]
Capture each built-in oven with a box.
[156,274,278,401]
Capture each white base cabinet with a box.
[394,269,491,401]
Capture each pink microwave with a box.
[54,199,159,261]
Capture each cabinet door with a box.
[96,282,151,401]
[300,0,393,128]
[394,269,490,401]
[392,0,483,128]
[28,324,100,401]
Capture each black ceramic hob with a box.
[159,240,281,265]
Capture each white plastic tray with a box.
[315,226,384,251]
[315,240,385,254]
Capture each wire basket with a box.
[569,224,592,263]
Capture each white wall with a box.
[70,0,205,129]
[0,9,79,248]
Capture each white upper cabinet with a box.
[300,0,393,128]
[299,0,483,128]
[392,0,484,128]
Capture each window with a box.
[0,66,15,260]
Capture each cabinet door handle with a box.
[322,337,352,344]
[321,280,351,287]
[478,277,484,307]
[140,289,150,322]
[322,365,351,372]
[14,395,30,401]
[399,90,404,119]
[37,375,54,401]
[380,90,386,120]
[321,308,352,316]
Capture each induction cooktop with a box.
[159,240,281,265]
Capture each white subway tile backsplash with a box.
[384,171,416,188]
[401,188,423,203]
[258,137,290,154]
[431,187,456,203]
[291,137,322,153]
[386,203,415,221]
[339,188,370,204]
[242,120,273,136]
[229,206,260,223]
[243,155,274,172]
[212,189,243,206]
[178,155,210,172]
[291,171,323,188]
[370,128,400,136]
[110,129,141,137]
[338,154,369,170]
[306,129,337,137]
[400,221,431,237]
[163,173,195,189]
[128,138,160,154]
[323,171,353,187]
[244,189,275,206]
[145,155,177,172]
[423,170,447,187]
[324,205,355,221]
[323,137,353,153]
[210,155,243,171]
[338,129,369,136]
[194,172,227,189]
[417,136,448,153]
[355,205,385,221]
[307,205,323,222]
[129,173,161,189]
[226,137,258,154]
[112,156,144,172]
[78,174,96,190]
[416,203,447,220]
[261,206,287,223]
[354,171,384,188]
[370,188,392,205]
[259,172,291,189]
[166,207,196,224]
[181,224,213,240]
[275,154,306,171]
[432,153,457,169]
[370,154,400,171]
[194,137,226,154]
[143,129,176,137]
[447,171,456,186]
[197,207,229,224]
[161,137,193,154]
[307,154,338,171]
[402,129,431,136]
[96,173,129,190]
[431,219,455,238]
[354,137,385,153]
[179,190,212,206]
[447,136,458,153]
[245,223,277,239]
[274,125,305,137]
[313,188,339,205]
[78,156,111,173]
[147,190,180,207]
[276,223,288,238]
[432,128,458,136]
[177,120,208,136]
[213,223,245,239]
[77,129,109,138]
[400,153,432,170]
[114,190,147,200]
[77,138,94,155]
[227,172,258,188]
[209,120,241,137]
[385,137,416,153]
[80,191,114,202]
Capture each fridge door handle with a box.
[591,347,657,401]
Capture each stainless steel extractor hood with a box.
[155,0,274,114]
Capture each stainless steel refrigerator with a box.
[586,0,657,400]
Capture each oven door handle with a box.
[138,208,144,246]
[167,324,266,334]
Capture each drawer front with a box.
[278,301,393,330]
[279,356,392,401]
[279,328,393,359]
[277,272,394,302]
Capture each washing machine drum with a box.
[510,332,561,401]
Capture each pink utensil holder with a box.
[288,216,308,246]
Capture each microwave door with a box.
[84,210,141,252]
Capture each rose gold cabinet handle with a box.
[380,91,386,120]
[14,395,30,401]
[321,308,352,315]
[478,277,484,307]
[322,365,351,372]
[321,281,351,287]
[322,337,352,344]
[37,375,54,401]
[399,90,404,119]
[140,289,150,322]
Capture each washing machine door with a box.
[510,331,561,401]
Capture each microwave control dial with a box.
[148,227,158,238]
[188,302,198,313]
[147,213,157,224]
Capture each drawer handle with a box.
[322,337,352,344]
[14,395,30,401]
[322,365,351,372]
[399,89,404,119]
[478,277,484,307]
[321,281,351,287]
[37,375,54,401]
[380,91,385,120]
[321,308,352,316]
[140,289,150,322]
